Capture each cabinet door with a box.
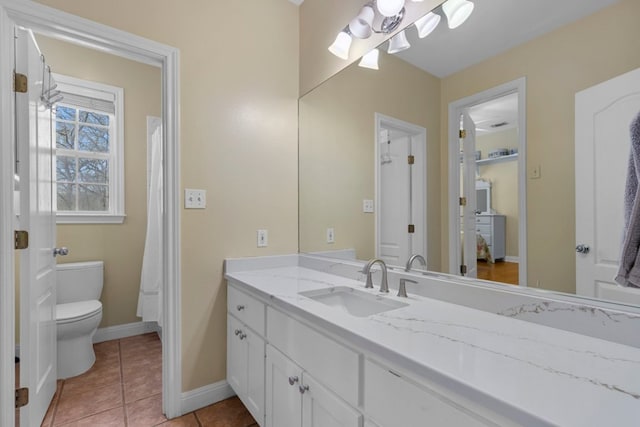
[227,314,246,396]
[245,327,265,424]
[265,345,302,427]
[301,373,362,427]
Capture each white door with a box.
[301,373,361,427]
[265,345,302,427]
[576,67,640,304]
[376,116,427,267]
[16,28,57,426]
[461,112,478,278]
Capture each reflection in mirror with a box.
[299,0,640,308]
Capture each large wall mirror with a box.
[299,0,640,309]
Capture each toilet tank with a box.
[56,261,104,304]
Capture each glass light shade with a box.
[387,30,410,54]
[376,0,405,17]
[442,0,474,29]
[414,12,441,38]
[328,31,352,60]
[358,49,380,70]
[349,6,375,39]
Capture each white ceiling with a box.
[288,0,304,5]
[395,0,621,78]
[468,92,518,134]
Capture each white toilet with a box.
[56,261,104,379]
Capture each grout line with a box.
[119,339,129,427]
[48,379,65,426]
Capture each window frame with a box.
[53,74,125,224]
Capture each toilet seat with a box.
[56,300,102,324]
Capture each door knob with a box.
[575,244,590,254]
[53,247,69,257]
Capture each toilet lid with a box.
[56,300,102,323]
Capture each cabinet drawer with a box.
[476,224,491,235]
[267,307,360,407]
[228,284,266,336]
[364,359,492,427]
[475,216,491,225]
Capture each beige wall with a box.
[476,128,519,258]
[299,53,441,269]
[35,35,161,328]
[440,0,640,293]
[299,0,444,95]
[34,0,300,392]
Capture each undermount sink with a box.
[299,286,408,317]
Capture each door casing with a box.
[0,0,182,423]
[447,78,527,286]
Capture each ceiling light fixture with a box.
[387,30,410,54]
[328,29,353,60]
[414,11,441,38]
[442,0,474,29]
[328,1,406,60]
[376,0,405,17]
[358,48,380,70]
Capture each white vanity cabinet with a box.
[227,285,266,425]
[364,359,495,427]
[265,345,362,427]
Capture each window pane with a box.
[78,184,108,211]
[78,158,108,183]
[56,122,75,149]
[78,125,109,152]
[56,106,75,121]
[57,184,76,211]
[56,156,76,182]
[79,110,109,126]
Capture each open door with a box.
[460,112,478,278]
[16,28,57,426]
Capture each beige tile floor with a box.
[16,333,257,426]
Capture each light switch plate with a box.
[326,228,335,244]
[185,188,206,209]
[363,199,374,213]
[257,229,268,247]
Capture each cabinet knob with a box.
[576,244,590,254]
[234,329,241,336]
[299,384,309,394]
[288,376,299,386]
[239,333,247,340]
[236,305,245,311]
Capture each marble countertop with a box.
[225,264,640,427]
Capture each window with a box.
[53,74,124,223]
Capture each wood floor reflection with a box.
[477,260,519,285]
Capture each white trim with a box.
[56,214,125,224]
[504,256,520,264]
[374,113,428,266]
[0,1,182,424]
[93,321,159,343]
[180,380,235,415]
[448,78,527,287]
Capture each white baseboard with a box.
[504,256,519,264]
[180,380,235,415]
[93,321,160,343]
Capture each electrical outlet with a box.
[184,188,206,209]
[363,199,374,213]
[327,228,335,244]
[257,229,268,248]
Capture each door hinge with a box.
[408,224,415,234]
[460,264,467,275]
[459,197,467,207]
[14,230,29,250]
[407,155,415,165]
[15,387,28,408]
[459,129,467,138]
[14,72,27,93]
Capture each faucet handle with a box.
[398,278,417,298]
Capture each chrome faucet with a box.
[362,258,389,293]
[405,254,427,272]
